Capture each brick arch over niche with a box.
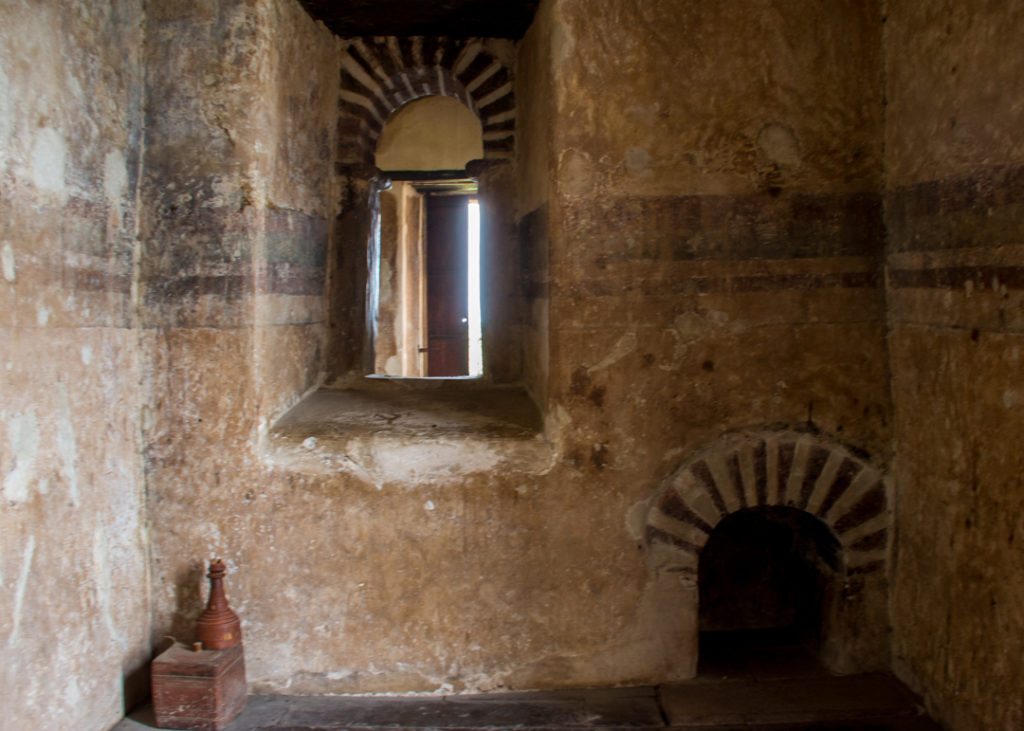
[645,430,890,579]
[338,37,515,165]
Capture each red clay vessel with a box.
[195,559,242,650]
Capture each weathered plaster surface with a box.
[884,3,1024,729]
[139,0,898,698]
[0,2,150,729]
[136,0,354,695]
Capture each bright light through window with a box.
[467,198,483,376]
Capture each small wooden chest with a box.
[151,643,246,730]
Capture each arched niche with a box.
[697,505,843,674]
[642,430,892,678]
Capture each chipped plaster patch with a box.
[758,123,803,168]
[56,384,79,507]
[559,149,596,197]
[3,411,40,503]
[93,528,126,648]
[625,147,652,177]
[30,127,67,197]
[7,535,35,646]
[103,149,127,202]
[0,66,10,153]
[36,304,50,326]
[626,498,650,541]
[62,676,83,712]
[661,311,730,371]
[1,241,15,282]
[363,439,504,482]
[552,6,577,67]
[80,345,92,365]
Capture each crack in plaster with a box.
[589,331,637,372]
[92,528,126,650]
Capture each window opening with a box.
[467,197,482,377]
[371,95,484,379]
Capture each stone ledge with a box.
[263,382,553,483]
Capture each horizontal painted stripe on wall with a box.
[564,192,884,261]
[885,163,1024,252]
[888,265,1024,291]
[553,270,880,298]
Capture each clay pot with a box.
[195,559,242,650]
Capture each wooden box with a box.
[151,643,246,731]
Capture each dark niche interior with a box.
[698,506,842,677]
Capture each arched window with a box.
[372,96,484,378]
[327,39,529,390]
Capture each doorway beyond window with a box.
[372,177,484,378]
[423,191,482,378]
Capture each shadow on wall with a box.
[170,562,208,644]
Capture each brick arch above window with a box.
[645,430,891,580]
[338,37,515,166]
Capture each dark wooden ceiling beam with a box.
[297,0,540,39]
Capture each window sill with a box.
[263,381,553,484]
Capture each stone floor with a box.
[113,673,942,730]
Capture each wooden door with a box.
[425,194,469,376]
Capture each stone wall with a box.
[0,2,151,729]
[142,0,897,696]
[884,2,1024,729]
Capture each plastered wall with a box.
[137,0,896,697]
[138,0,342,667]
[884,3,1024,729]
[535,0,893,679]
[0,2,151,729]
